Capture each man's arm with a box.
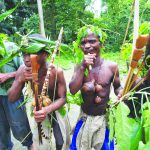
[69,64,85,94]
[34,68,67,122]
[112,63,123,97]
[69,53,96,94]
[0,72,16,84]
[8,65,32,102]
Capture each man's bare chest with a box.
[84,66,113,87]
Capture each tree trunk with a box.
[37,0,45,37]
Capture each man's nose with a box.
[85,42,91,48]
[23,55,30,62]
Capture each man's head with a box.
[80,33,101,56]
[22,34,50,67]
[73,25,106,63]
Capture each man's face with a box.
[23,51,47,67]
[80,33,101,56]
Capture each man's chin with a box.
[25,63,31,67]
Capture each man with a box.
[0,42,33,150]
[8,34,70,150]
[69,25,122,150]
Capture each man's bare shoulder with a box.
[103,59,118,67]
[103,60,118,73]
[50,64,64,76]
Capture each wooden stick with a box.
[41,27,63,97]
[30,54,43,144]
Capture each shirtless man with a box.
[69,26,122,150]
[8,34,70,150]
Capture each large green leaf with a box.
[144,127,150,143]
[143,110,150,127]
[21,43,46,53]
[0,51,20,68]
[3,41,19,55]
[138,141,150,150]
[28,36,72,53]
[109,108,116,140]
[115,102,142,150]
[0,7,16,22]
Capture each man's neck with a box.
[93,56,103,68]
[39,63,47,77]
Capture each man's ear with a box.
[44,51,50,57]
[99,42,102,47]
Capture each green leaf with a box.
[109,108,116,140]
[58,106,66,117]
[115,102,142,150]
[0,46,5,56]
[144,127,150,143]
[22,43,46,54]
[67,92,83,106]
[3,41,19,54]
[143,110,150,127]
[138,141,150,150]
[0,7,16,22]
[0,51,20,68]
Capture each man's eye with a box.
[81,41,86,45]
[22,52,29,56]
[89,39,96,44]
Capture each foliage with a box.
[0,33,8,57]
[115,102,142,150]
[0,0,37,35]
[120,21,150,76]
[109,89,150,150]
[22,14,40,34]
[93,0,150,53]
[0,31,71,67]
[58,105,67,117]
[43,0,93,42]
[67,92,83,106]
[120,43,132,62]
[0,7,16,22]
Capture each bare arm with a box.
[8,65,32,102]
[69,53,96,94]
[0,72,16,84]
[112,63,123,97]
[34,68,67,122]
[46,68,67,112]
[69,64,85,94]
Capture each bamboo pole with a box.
[122,0,139,96]
[41,27,63,97]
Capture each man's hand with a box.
[0,72,16,84]
[0,73,9,83]
[33,107,48,123]
[16,66,32,83]
[82,53,96,68]
[117,89,123,100]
